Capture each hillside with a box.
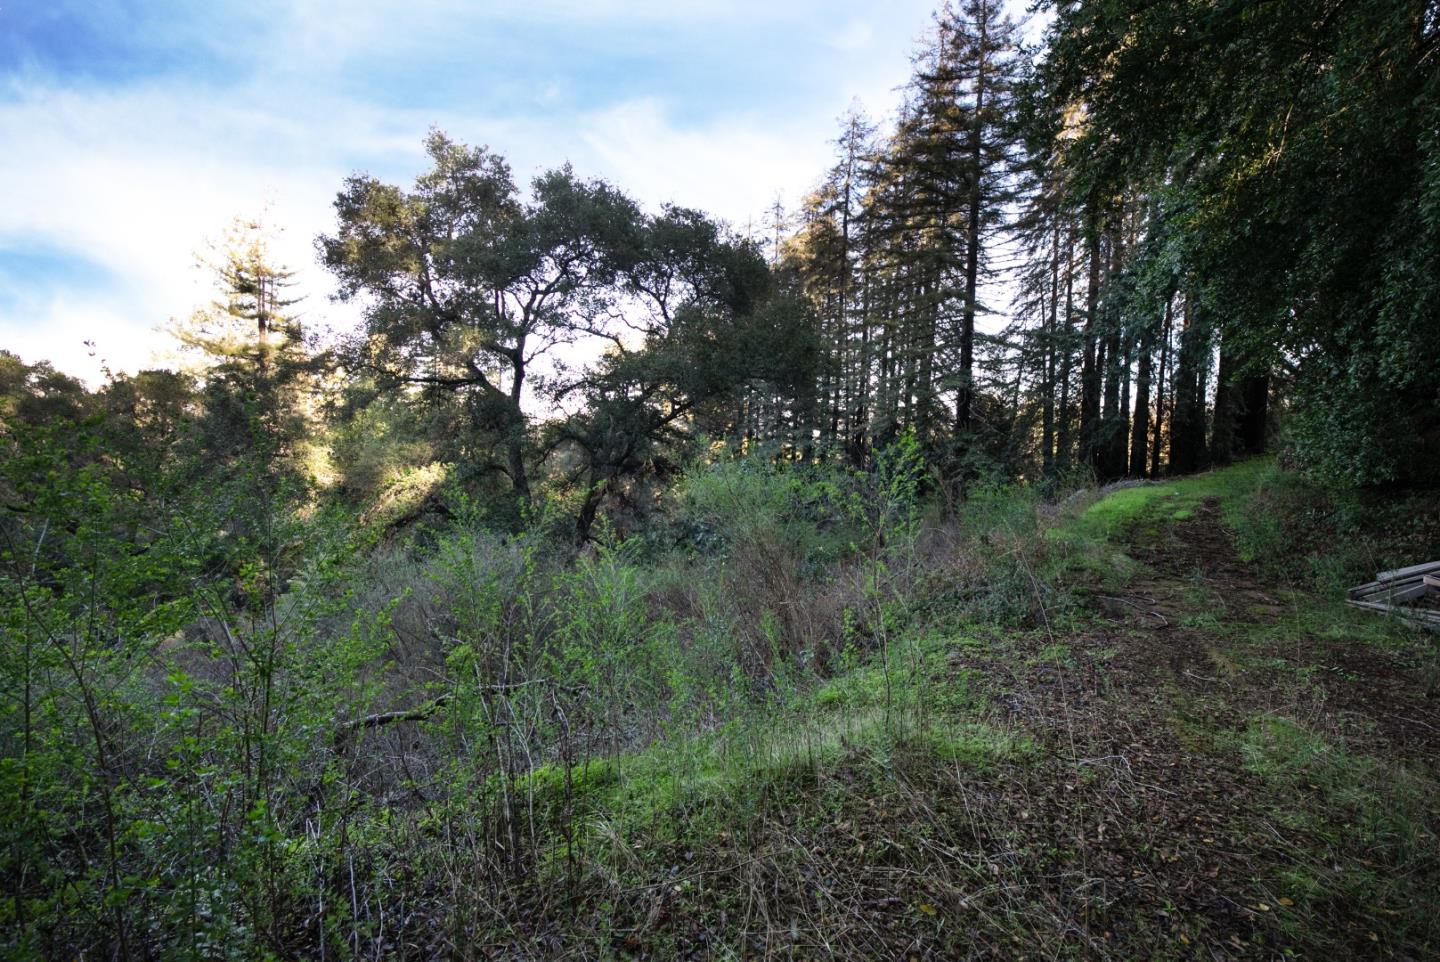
[449,463,1439,960]
[4,1,1439,958]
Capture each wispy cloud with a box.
[0,0,939,381]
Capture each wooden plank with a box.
[1347,599,1440,631]
[1374,560,1440,583]
[1423,573,1440,591]
[1346,598,1440,618]
[1376,582,1433,604]
[1350,576,1424,599]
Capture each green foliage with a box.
[9,346,1434,958]
[173,216,316,477]
[1033,0,1440,484]
[321,131,812,532]
[681,454,849,567]
[327,390,436,501]
[1230,462,1440,594]
[0,397,385,957]
[8,11,1440,942]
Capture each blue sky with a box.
[1,0,1008,381]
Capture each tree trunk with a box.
[1099,226,1128,480]
[852,261,873,464]
[1168,294,1210,474]
[1041,218,1061,477]
[1129,312,1154,477]
[1056,224,1077,473]
[1149,296,1173,477]
[1238,372,1269,455]
[1080,229,1102,473]
[1210,331,1239,466]
[956,0,989,445]
[1212,335,1269,463]
[506,344,531,503]
[918,276,938,445]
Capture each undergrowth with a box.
[1229,461,1440,594]
[8,451,1438,959]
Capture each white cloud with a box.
[576,97,827,227]
[3,290,155,385]
[1,0,941,382]
[0,78,424,379]
[0,79,876,383]
[827,19,874,52]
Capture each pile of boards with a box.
[1347,561,1440,632]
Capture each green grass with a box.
[444,467,1229,937]
[1060,458,1271,544]
[509,628,1024,860]
[415,458,1440,959]
[1239,590,1418,652]
[902,723,1036,765]
[505,463,1435,956]
[1040,460,1274,602]
[1238,716,1426,843]
[1028,641,1074,667]
[1236,715,1440,944]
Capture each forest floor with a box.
[483,470,1440,961]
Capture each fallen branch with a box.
[334,678,590,749]
[334,696,454,752]
[342,695,453,736]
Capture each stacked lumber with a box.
[1347,560,1440,631]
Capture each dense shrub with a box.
[1,428,1075,959]
[1233,464,1440,593]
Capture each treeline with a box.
[320,136,818,536]
[777,0,1439,490]
[5,142,821,543]
[4,1,1435,546]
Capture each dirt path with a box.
[1118,497,1440,757]
[955,495,1440,959]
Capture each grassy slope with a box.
[478,462,1440,960]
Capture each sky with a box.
[0,0,1033,384]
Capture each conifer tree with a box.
[172,215,310,466]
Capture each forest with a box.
[3,0,1439,958]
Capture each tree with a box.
[549,205,814,538]
[172,216,311,469]
[321,132,641,510]
[829,1,1023,481]
[1034,0,1438,484]
[946,0,1023,447]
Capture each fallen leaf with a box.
[918,902,938,916]
[1277,897,1294,907]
